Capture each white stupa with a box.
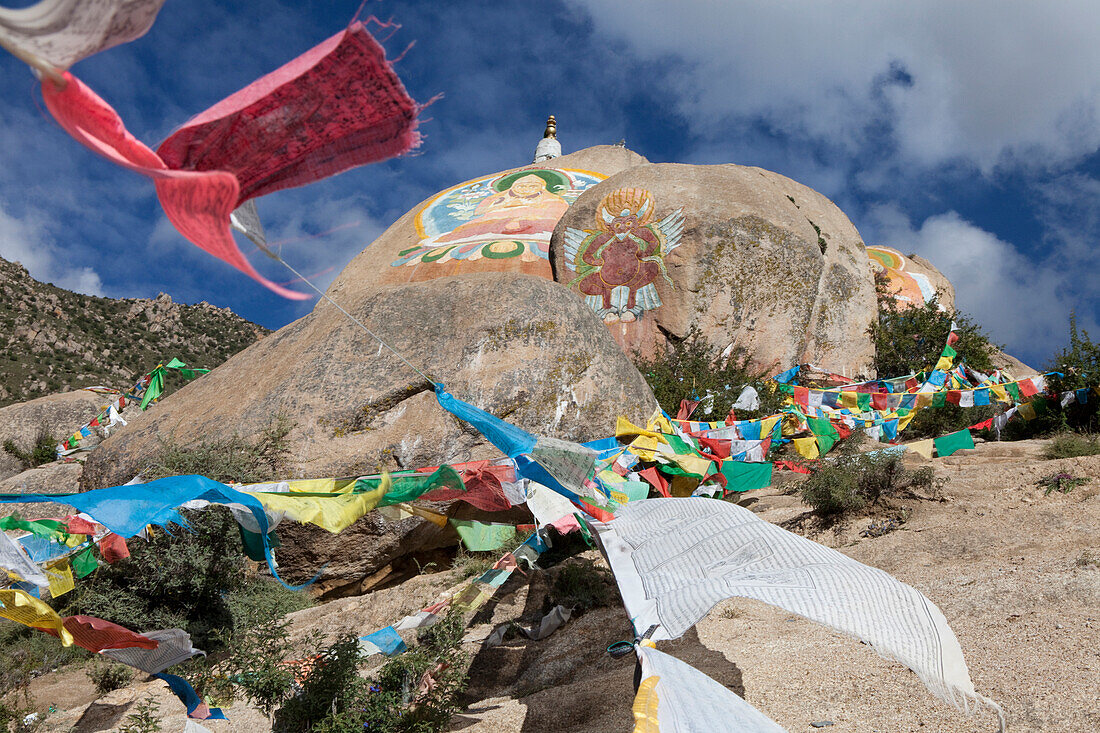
[533,115,561,162]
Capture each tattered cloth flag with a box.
[40,22,420,299]
[102,628,204,673]
[0,0,165,71]
[632,643,785,733]
[593,498,1004,726]
[46,615,158,653]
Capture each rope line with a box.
[271,254,434,385]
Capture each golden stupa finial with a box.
[543,115,557,139]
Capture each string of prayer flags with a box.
[0,0,166,72]
[933,429,975,458]
[593,498,1005,722]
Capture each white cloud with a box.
[569,0,1100,173]
[867,206,1076,363]
[0,202,105,296]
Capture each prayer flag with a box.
[719,461,772,493]
[933,429,974,458]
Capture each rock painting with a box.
[564,187,684,323]
[867,245,936,307]
[389,168,605,280]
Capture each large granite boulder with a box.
[549,163,879,377]
[0,390,103,480]
[81,272,657,593]
[370,145,647,287]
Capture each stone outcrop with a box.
[0,390,103,480]
[81,273,657,589]
[550,163,878,377]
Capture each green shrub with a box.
[550,560,615,612]
[635,326,785,420]
[87,659,133,695]
[799,451,936,517]
[1036,472,1090,495]
[2,427,57,469]
[223,617,298,721]
[870,292,998,379]
[287,612,469,733]
[143,414,293,484]
[118,695,161,733]
[1042,433,1100,460]
[1047,313,1100,433]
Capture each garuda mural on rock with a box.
[564,187,684,323]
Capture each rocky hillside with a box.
[0,256,269,407]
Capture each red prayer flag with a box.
[52,616,159,653]
[40,23,419,300]
[675,399,700,420]
[793,386,809,404]
[98,533,130,563]
[638,466,670,498]
[697,436,732,459]
[945,390,962,405]
[1018,378,1039,397]
[422,463,513,512]
[63,515,98,535]
[871,393,888,411]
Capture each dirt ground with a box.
[22,437,1100,732]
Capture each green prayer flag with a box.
[71,545,98,578]
[611,480,651,502]
[0,516,66,540]
[139,366,166,410]
[451,519,517,552]
[806,416,839,454]
[1006,382,1022,402]
[354,466,465,506]
[931,392,947,408]
[720,461,773,493]
[942,345,957,360]
[856,393,871,412]
[933,429,974,458]
[238,526,281,562]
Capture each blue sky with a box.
[2,0,1098,369]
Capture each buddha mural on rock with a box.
[564,187,684,323]
[388,168,605,282]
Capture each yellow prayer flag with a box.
[935,356,953,372]
[246,474,391,534]
[617,416,667,443]
[760,415,780,438]
[840,392,859,408]
[646,408,676,435]
[669,474,700,498]
[0,589,72,645]
[1018,402,1037,420]
[897,412,916,432]
[632,675,661,733]
[915,393,933,409]
[990,385,1008,402]
[908,439,934,460]
[45,559,74,598]
[792,437,820,460]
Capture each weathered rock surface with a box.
[550,163,878,377]
[0,461,82,519]
[0,390,102,480]
[81,272,656,588]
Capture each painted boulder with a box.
[550,163,878,377]
[368,145,648,287]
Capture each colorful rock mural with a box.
[867,245,937,307]
[563,187,684,323]
[388,168,605,281]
